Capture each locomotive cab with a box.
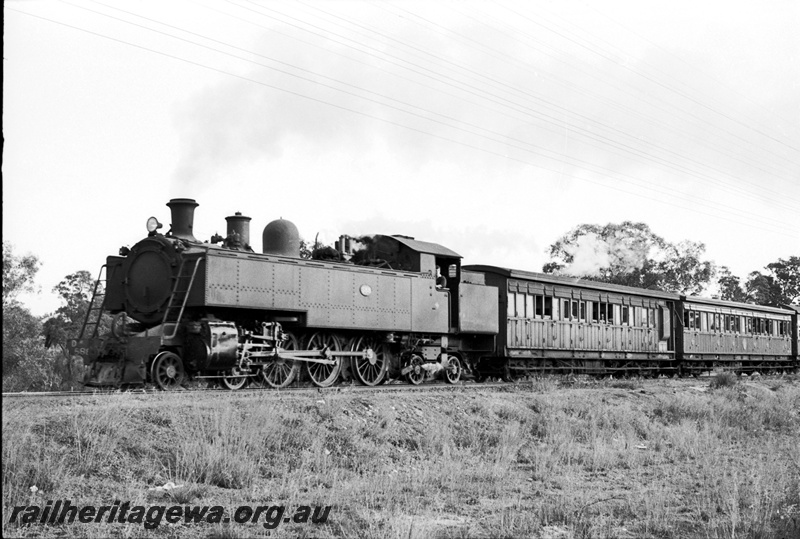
[366,235,462,330]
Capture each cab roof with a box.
[387,235,461,259]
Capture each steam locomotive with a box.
[67,198,798,389]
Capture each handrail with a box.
[162,258,202,341]
[79,264,107,340]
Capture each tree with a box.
[766,256,799,305]
[543,222,716,295]
[43,271,98,348]
[2,242,42,376]
[717,266,749,303]
[717,257,799,306]
[42,271,107,387]
[2,241,40,310]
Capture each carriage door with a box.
[660,302,674,351]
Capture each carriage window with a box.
[562,300,570,320]
[608,304,615,324]
[544,296,553,318]
[734,317,741,333]
[700,312,707,331]
[580,301,587,321]
[746,317,753,333]
[594,303,601,323]
[571,300,579,320]
[622,305,629,325]
[708,313,715,332]
[535,295,543,318]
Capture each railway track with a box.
[6,368,790,400]
[0,379,529,400]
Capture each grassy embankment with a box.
[3,375,799,538]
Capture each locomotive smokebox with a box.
[166,198,199,242]
[262,219,300,257]
[225,212,251,249]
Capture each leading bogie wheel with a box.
[260,331,299,388]
[220,367,249,390]
[151,351,186,390]
[444,354,462,384]
[349,336,388,386]
[305,332,342,387]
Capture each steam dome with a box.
[262,219,300,257]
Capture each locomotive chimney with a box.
[166,198,199,242]
[225,212,251,249]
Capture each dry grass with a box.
[3,375,799,538]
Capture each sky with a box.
[4,0,799,316]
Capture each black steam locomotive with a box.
[67,198,798,389]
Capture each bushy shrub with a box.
[710,371,738,389]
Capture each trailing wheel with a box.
[404,354,425,385]
[444,354,462,384]
[151,351,185,390]
[260,331,299,389]
[220,367,249,390]
[305,332,342,387]
[349,336,389,386]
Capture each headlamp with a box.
[146,217,162,233]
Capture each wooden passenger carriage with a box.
[677,296,794,373]
[463,266,678,376]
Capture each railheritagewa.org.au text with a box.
[9,500,332,530]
